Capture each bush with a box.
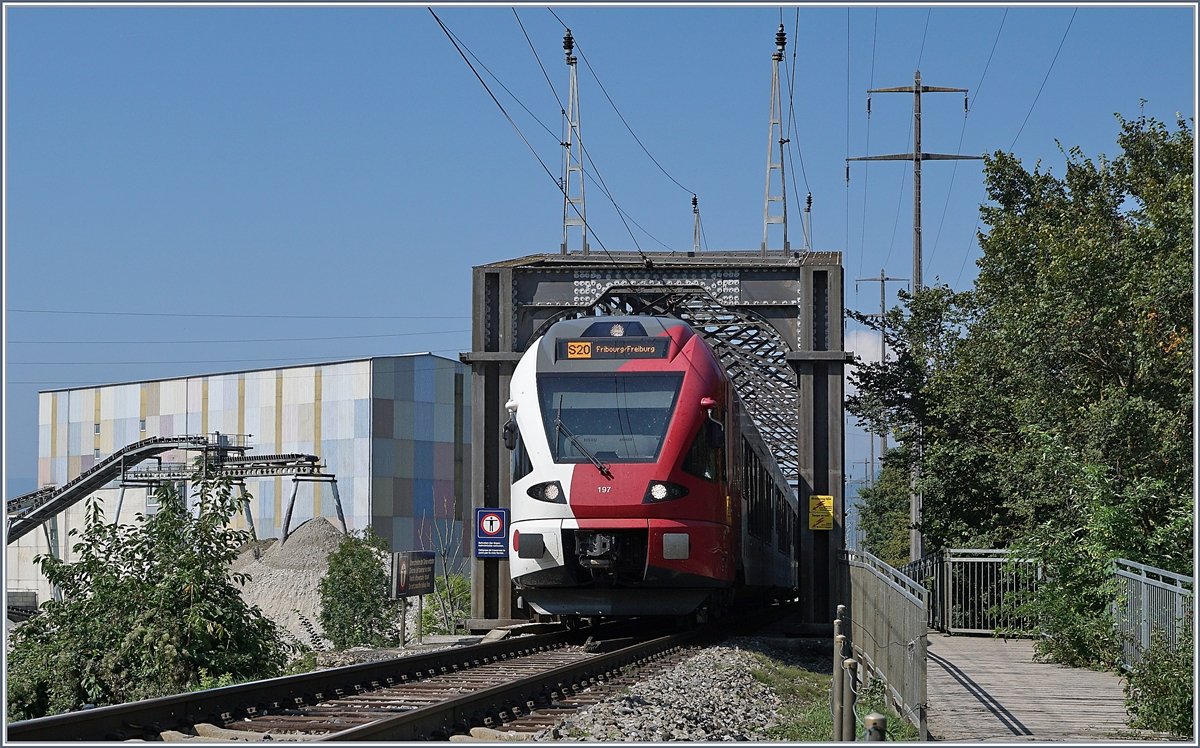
[421,573,470,635]
[1124,622,1193,737]
[6,464,290,721]
[318,529,402,650]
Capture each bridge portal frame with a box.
[461,250,848,628]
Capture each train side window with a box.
[682,424,721,482]
[511,429,533,483]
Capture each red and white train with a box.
[504,315,798,620]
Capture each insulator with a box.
[867,96,871,116]
[563,30,574,55]
[964,94,969,114]
[806,192,812,211]
[692,195,698,212]
[776,24,787,51]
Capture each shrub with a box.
[318,529,402,649]
[421,573,471,635]
[6,464,290,721]
[1124,622,1193,737]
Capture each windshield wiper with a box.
[555,396,613,480]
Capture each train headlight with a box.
[643,481,690,503]
[527,481,566,504]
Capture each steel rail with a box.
[8,604,798,742]
[317,633,688,741]
[322,602,798,741]
[5,630,575,741]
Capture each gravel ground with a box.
[537,636,831,742]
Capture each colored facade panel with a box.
[9,354,471,605]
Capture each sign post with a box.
[809,495,834,531]
[391,551,436,647]
[474,507,509,559]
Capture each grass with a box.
[747,648,920,741]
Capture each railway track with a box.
[7,604,797,742]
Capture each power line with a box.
[9,349,473,365]
[856,8,879,283]
[1010,8,1077,151]
[428,9,620,266]
[881,162,910,271]
[916,8,932,69]
[10,309,467,320]
[929,8,1007,267]
[955,216,983,289]
[845,8,851,260]
[9,329,472,345]
[6,349,469,385]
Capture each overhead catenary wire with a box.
[513,9,564,114]
[782,7,810,194]
[546,7,703,253]
[781,7,811,249]
[428,9,621,266]
[510,13,677,256]
[547,8,694,197]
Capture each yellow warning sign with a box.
[809,495,834,530]
[566,341,592,359]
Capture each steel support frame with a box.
[463,252,846,626]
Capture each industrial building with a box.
[7,354,470,610]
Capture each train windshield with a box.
[538,373,684,462]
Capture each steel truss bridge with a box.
[462,250,849,628]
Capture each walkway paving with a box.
[925,633,1137,741]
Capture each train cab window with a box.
[538,373,683,462]
[682,421,723,483]
[511,429,533,483]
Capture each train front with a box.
[505,316,736,618]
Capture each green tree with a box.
[318,529,401,650]
[6,463,290,721]
[847,114,1192,675]
[854,447,913,569]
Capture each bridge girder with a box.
[462,251,848,629]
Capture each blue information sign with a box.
[474,507,509,558]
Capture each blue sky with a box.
[4,4,1195,495]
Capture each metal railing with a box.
[1112,558,1193,670]
[901,549,1038,635]
[838,549,927,740]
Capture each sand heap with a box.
[232,517,344,648]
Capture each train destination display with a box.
[556,337,670,360]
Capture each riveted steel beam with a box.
[464,251,846,625]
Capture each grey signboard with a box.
[391,551,435,598]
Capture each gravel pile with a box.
[232,518,344,648]
[232,520,426,655]
[539,637,826,742]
